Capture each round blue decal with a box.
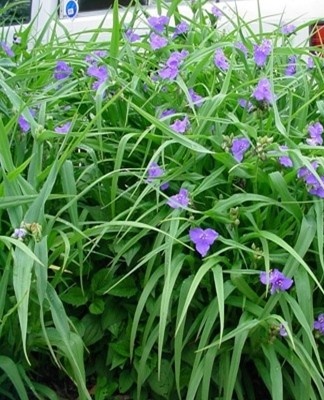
[65,0,79,19]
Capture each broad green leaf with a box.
[0,356,29,400]
[12,246,34,364]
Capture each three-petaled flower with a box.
[278,146,293,168]
[158,50,188,80]
[0,41,14,57]
[125,29,141,43]
[170,116,190,134]
[87,65,108,90]
[147,162,169,190]
[260,269,293,294]
[253,78,273,104]
[253,39,272,67]
[306,122,323,146]
[281,24,296,35]
[231,138,250,162]
[189,227,219,257]
[214,48,229,71]
[11,228,27,240]
[167,188,189,209]
[149,33,168,50]
[147,16,170,33]
[173,21,189,38]
[297,161,324,198]
[54,61,73,80]
[279,323,288,337]
[55,122,72,134]
[314,314,324,335]
[188,88,204,107]
[285,56,297,76]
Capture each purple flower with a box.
[166,50,189,67]
[159,50,188,79]
[238,98,253,112]
[147,16,170,33]
[188,88,204,107]
[306,122,323,146]
[94,50,107,58]
[147,162,164,182]
[309,178,324,198]
[87,65,108,89]
[54,61,73,80]
[253,39,272,67]
[278,146,293,167]
[297,162,324,198]
[214,48,229,71]
[235,42,248,56]
[147,162,169,190]
[125,29,141,43]
[160,182,169,191]
[314,314,324,334]
[231,138,250,162]
[307,56,315,69]
[87,64,108,80]
[252,78,273,104]
[85,50,108,64]
[0,41,14,57]
[279,323,288,337]
[297,161,319,181]
[170,116,190,134]
[173,21,189,38]
[18,109,35,134]
[55,122,71,134]
[11,228,27,240]
[189,227,219,257]
[260,269,294,294]
[211,6,222,18]
[159,66,179,80]
[18,115,31,133]
[285,55,297,76]
[281,24,296,35]
[167,188,190,209]
[160,109,176,119]
[299,162,324,197]
[149,33,168,50]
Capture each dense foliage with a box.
[1,1,324,399]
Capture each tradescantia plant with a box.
[1,0,324,398]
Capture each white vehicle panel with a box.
[1,1,324,45]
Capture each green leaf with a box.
[89,298,105,315]
[108,276,138,298]
[262,345,283,400]
[224,314,252,400]
[212,265,225,344]
[148,359,174,399]
[12,246,34,364]
[0,356,29,400]
[46,285,91,400]
[82,314,104,346]
[119,370,134,394]
[110,0,120,69]
[61,287,88,307]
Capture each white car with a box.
[1,0,324,45]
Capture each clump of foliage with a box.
[1,0,324,399]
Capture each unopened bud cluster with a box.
[221,134,234,152]
[251,242,263,260]
[255,135,273,160]
[229,207,240,226]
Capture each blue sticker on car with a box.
[65,0,79,19]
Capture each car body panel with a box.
[1,0,324,45]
